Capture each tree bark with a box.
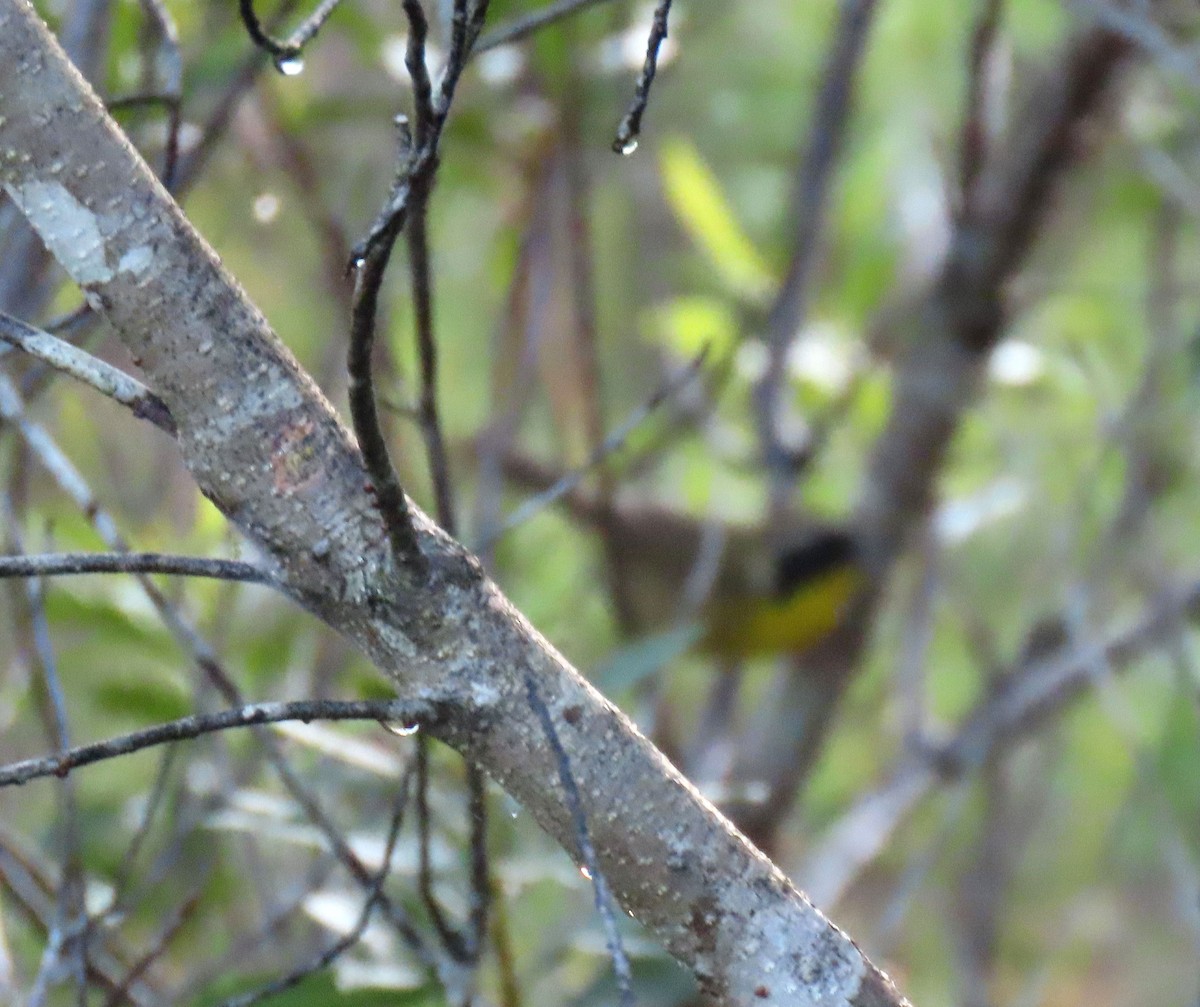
[0,2,908,1003]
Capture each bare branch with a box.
[0,313,172,429]
[216,765,412,1007]
[238,0,345,71]
[524,671,635,1007]
[0,551,272,585]
[480,347,708,549]
[754,0,879,514]
[803,576,1200,908]
[0,699,432,788]
[475,0,618,54]
[612,0,674,155]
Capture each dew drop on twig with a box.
[274,53,305,76]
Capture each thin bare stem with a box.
[0,312,175,433]
[523,672,634,1007]
[479,346,708,548]
[0,699,433,788]
[611,0,674,155]
[350,0,490,264]
[238,0,345,68]
[475,0,618,54]
[754,0,879,517]
[102,885,206,1007]
[348,240,426,570]
[135,0,182,188]
[3,501,87,1007]
[957,0,1004,218]
[408,182,457,533]
[0,552,272,585]
[415,736,470,960]
[216,765,412,1007]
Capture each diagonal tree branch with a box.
[0,3,907,1004]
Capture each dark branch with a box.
[0,552,273,585]
[475,0,619,54]
[238,0,345,71]
[612,0,674,155]
[0,699,433,788]
[524,672,634,1007]
[217,765,413,1007]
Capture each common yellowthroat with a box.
[498,452,865,658]
[698,529,861,657]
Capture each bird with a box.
[497,452,865,658]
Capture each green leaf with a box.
[93,677,190,723]
[643,296,738,357]
[658,137,774,302]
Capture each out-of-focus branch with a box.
[801,574,1200,908]
[728,21,1133,851]
[754,0,879,518]
[475,0,618,54]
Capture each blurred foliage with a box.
[4,0,1200,1005]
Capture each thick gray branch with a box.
[0,2,906,1003]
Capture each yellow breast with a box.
[699,566,862,658]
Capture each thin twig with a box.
[135,0,183,188]
[611,0,674,155]
[403,0,435,144]
[4,500,88,1007]
[347,0,490,567]
[957,0,1004,219]
[0,552,272,585]
[802,575,1200,908]
[348,240,427,570]
[216,763,413,1007]
[102,885,207,1007]
[463,764,490,959]
[415,736,470,960]
[349,0,490,265]
[0,829,154,1006]
[754,0,879,518]
[238,0,345,69]
[0,699,433,788]
[0,372,432,966]
[408,179,456,531]
[171,855,337,1003]
[523,672,634,1007]
[344,3,433,571]
[0,312,176,433]
[475,0,618,54]
[479,346,708,549]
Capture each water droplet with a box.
[275,53,305,76]
[618,137,638,157]
[382,720,420,737]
